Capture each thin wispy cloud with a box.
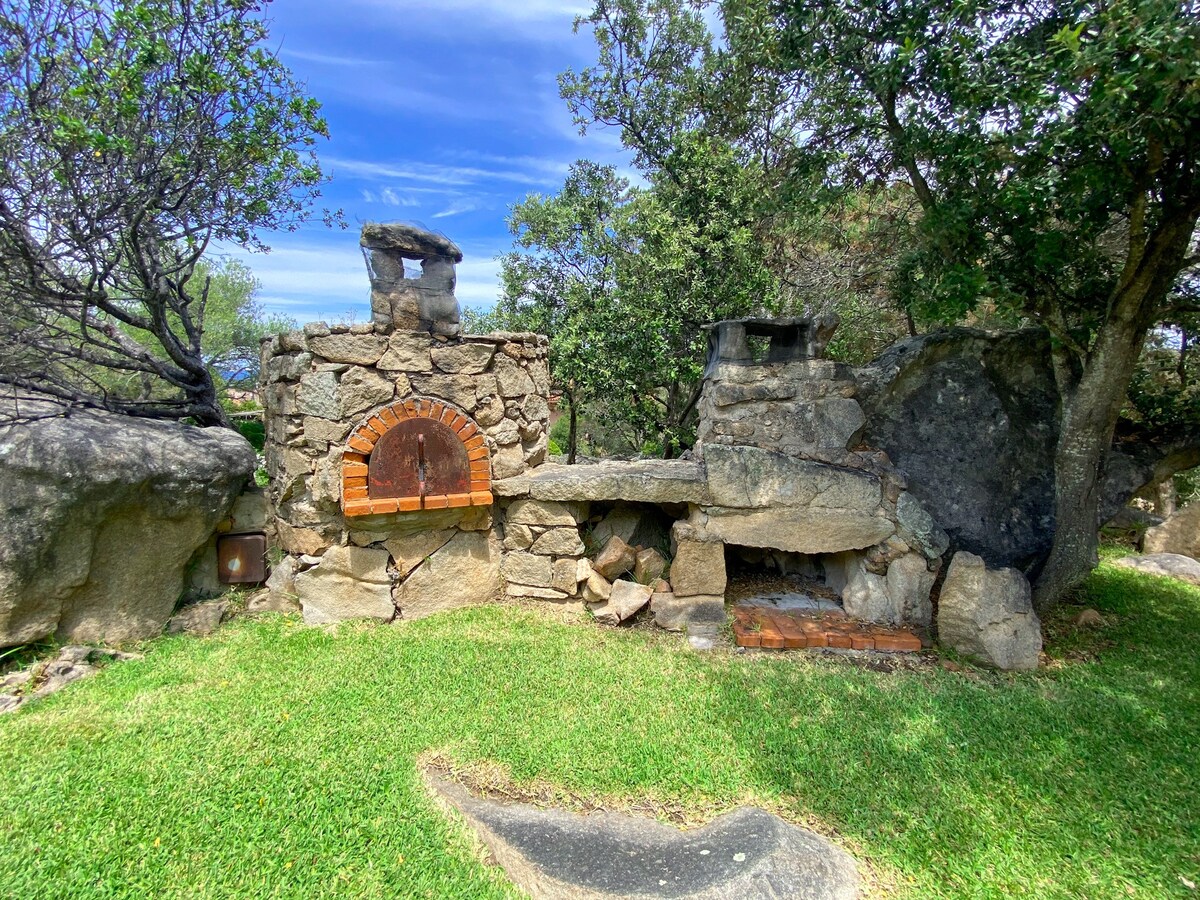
[432,200,481,219]
[328,156,565,188]
[455,256,504,305]
[380,187,419,207]
[450,151,573,180]
[279,48,387,68]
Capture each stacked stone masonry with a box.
[500,499,591,603]
[256,236,1038,670]
[259,322,551,624]
[261,326,550,549]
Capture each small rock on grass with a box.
[589,580,652,625]
[166,598,230,636]
[2,645,143,713]
[1112,553,1200,587]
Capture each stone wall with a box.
[259,324,551,623]
[696,358,865,462]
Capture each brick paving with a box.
[732,603,923,652]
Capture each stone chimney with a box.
[360,222,463,337]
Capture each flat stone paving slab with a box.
[427,773,860,899]
[494,460,711,505]
[1112,553,1200,587]
[739,591,845,614]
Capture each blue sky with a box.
[226,0,635,325]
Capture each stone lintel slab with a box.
[493,460,711,505]
[699,506,895,555]
[701,443,881,511]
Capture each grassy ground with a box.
[1,557,1197,899]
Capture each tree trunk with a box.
[1154,480,1177,518]
[1033,314,1149,611]
[186,365,233,429]
[566,388,578,465]
[1033,204,1198,611]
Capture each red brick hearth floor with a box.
[732,604,923,652]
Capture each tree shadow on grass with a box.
[699,567,1200,897]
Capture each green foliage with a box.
[0,0,336,425]
[499,151,774,455]
[1177,466,1200,505]
[196,258,296,387]
[548,412,572,449]
[233,417,265,452]
[0,560,1198,897]
[766,0,1200,340]
[1128,322,1199,432]
[461,305,501,335]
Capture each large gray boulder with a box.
[856,329,1059,573]
[856,327,1193,575]
[0,401,255,646]
[937,551,1042,670]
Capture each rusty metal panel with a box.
[369,418,471,501]
[217,533,267,584]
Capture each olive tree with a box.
[0,0,334,426]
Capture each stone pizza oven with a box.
[259,224,550,623]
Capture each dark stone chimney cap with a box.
[359,222,464,262]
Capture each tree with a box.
[766,0,1200,608]
[499,161,626,463]
[500,151,776,458]
[566,0,1199,608]
[561,1,923,358]
[0,0,334,427]
[195,257,296,389]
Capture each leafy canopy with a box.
[0,0,335,425]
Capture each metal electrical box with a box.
[217,533,267,585]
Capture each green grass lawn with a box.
[1,557,1197,899]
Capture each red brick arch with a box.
[341,398,492,517]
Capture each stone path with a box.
[732,600,922,652]
[427,773,860,899]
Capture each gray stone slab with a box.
[1112,552,1200,587]
[428,773,860,899]
[494,460,711,505]
[740,592,843,613]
